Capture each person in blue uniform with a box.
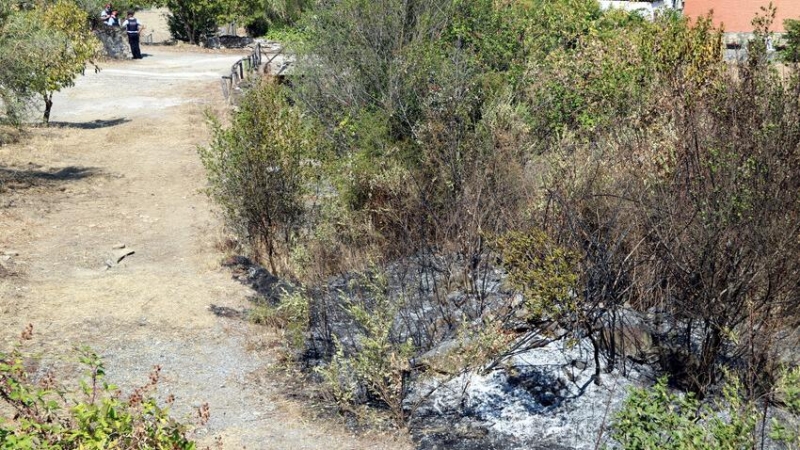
[121,10,144,59]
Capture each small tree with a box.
[199,80,315,273]
[41,0,99,123]
[235,0,311,36]
[159,0,233,45]
[495,227,631,384]
[0,0,99,124]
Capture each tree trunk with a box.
[696,324,722,393]
[588,329,602,385]
[43,93,53,124]
[267,237,276,275]
[606,311,617,374]
[185,11,196,46]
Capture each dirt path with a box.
[0,43,410,449]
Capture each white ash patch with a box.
[411,338,649,450]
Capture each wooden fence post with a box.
[221,42,271,98]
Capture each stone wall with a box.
[95,26,131,60]
[204,35,255,49]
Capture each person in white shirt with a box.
[105,10,119,27]
[100,3,112,21]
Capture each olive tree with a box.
[0,0,99,124]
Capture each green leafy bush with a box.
[0,338,195,449]
[239,0,311,37]
[495,229,578,321]
[199,80,317,273]
[315,272,415,426]
[444,0,533,76]
[610,370,800,449]
[769,367,800,444]
[783,18,800,63]
[249,289,310,352]
[161,0,229,45]
[610,377,758,449]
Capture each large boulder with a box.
[95,26,131,59]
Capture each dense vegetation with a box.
[201,0,800,443]
[157,0,310,44]
[5,0,798,446]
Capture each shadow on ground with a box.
[0,165,99,191]
[47,118,130,129]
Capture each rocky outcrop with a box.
[223,255,294,305]
[205,35,255,49]
[95,26,130,59]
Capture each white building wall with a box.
[598,1,682,20]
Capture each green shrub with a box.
[495,229,579,321]
[0,339,195,449]
[162,0,227,45]
[610,377,758,449]
[769,367,800,444]
[249,289,310,352]
[610,371,800,449]
[240,0,311,37]
[200,80,317,273]
[494,228,620,383]
[524,10,722,140]
[444,0,533,77]
[315,272,415,426]
[783,18,800,63]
